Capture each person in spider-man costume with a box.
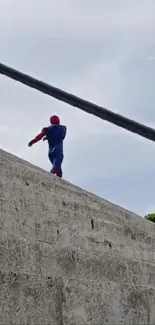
[28,115,67,178]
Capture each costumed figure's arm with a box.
[28,128,47,147]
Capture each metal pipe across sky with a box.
[0,62,155,142]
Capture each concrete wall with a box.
[0,148,155,325]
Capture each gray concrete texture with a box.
[0,148,155,325]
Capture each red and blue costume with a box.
[28,115,67,178]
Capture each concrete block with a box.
[1,148,155,324]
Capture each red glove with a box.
[28,140,34,147]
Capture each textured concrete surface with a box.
[0,148,155,325]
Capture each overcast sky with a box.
[0,0,155,216]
